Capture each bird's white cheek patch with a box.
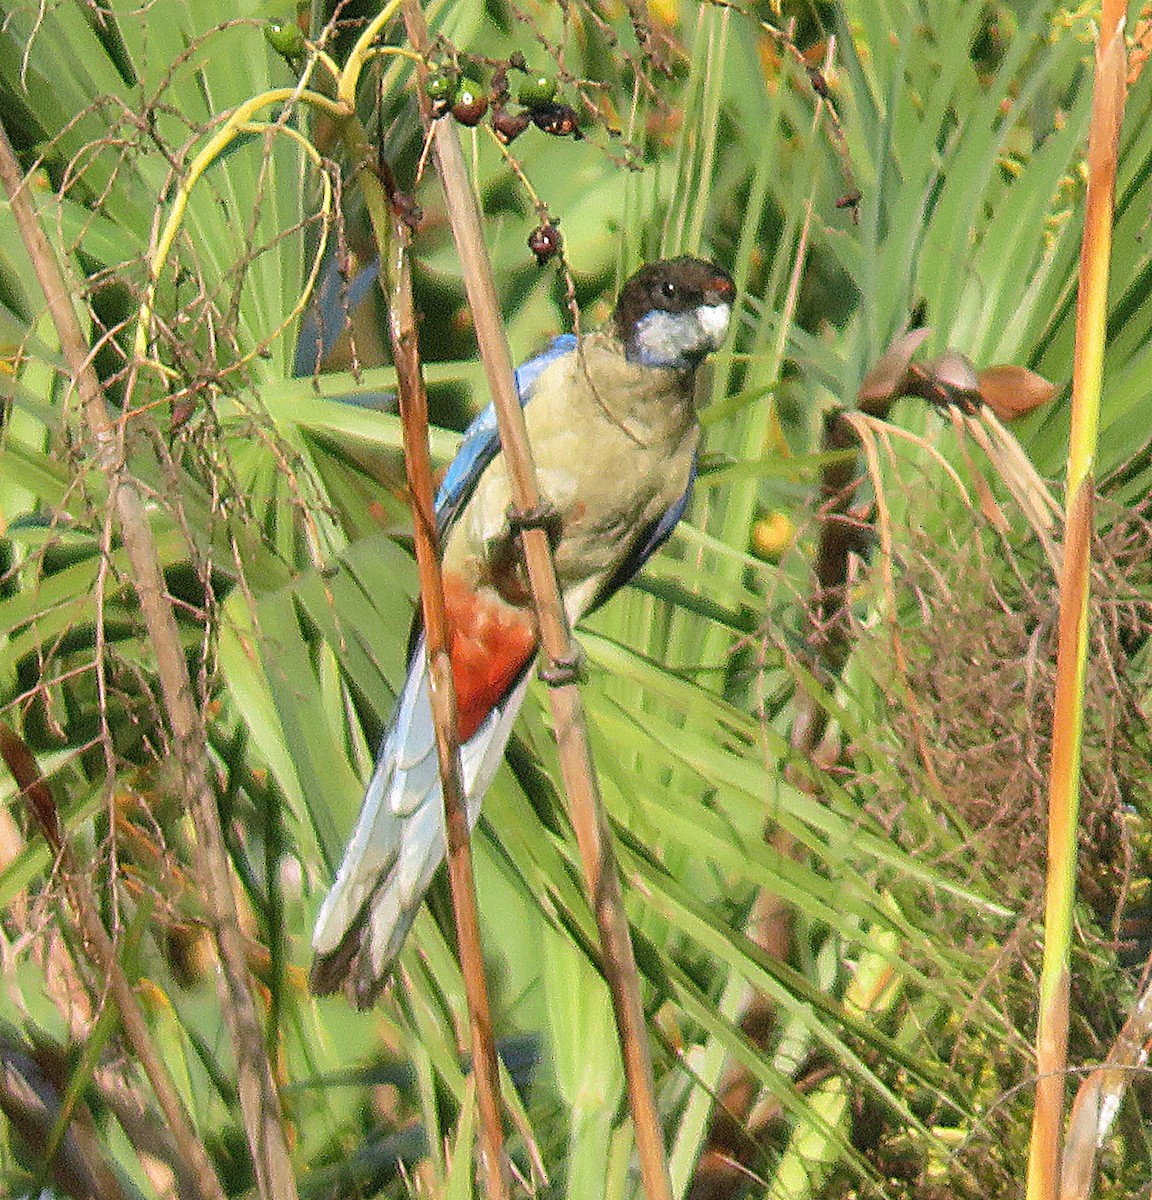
[634,303,732,368]
[696,302,731,349]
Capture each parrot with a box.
[310,256,735,1006]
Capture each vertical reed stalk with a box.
[329,67,511,1196]
[401,5,675,1194]
[0,117,297,1200]
[385,216,511,1200]
[1026,7,1126,1197]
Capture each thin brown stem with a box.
[384,213,511,1200]
[401,5,673,1196]
[0,118,298,1200]
[326,91,511,1198]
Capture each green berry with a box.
[422,69,458,119]
[265,17,305,57]
[518,74,558,107]
[425,70,459,104]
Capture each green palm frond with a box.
[4,2,1152,1197]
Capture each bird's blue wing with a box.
[512,332,577,398]
[434,333,577,536]
[295,250,577,535]
[588,453,697,613]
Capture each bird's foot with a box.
[539,641,586,687]
[507,500,562,548]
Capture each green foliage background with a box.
[3,1,1152,1197]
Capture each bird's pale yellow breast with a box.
[443,329,700,620]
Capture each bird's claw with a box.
[538,642,586,687]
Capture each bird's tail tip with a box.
[308,935,391,1010]
[307,943,355,999]
[309,887,422,1009]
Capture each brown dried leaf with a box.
[978,365,1059,421]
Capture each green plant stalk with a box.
[684,7,728,254]
[1025,7,1126,1198]
[134,86,345,364]
[337,0,407,105]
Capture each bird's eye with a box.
[661,280,677,300]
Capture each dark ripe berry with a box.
[491,105,531,144]
[265,17,306,57]
[528,222,562,265]
[518,74,558,107]
[452,85,489,126]
[529,102,580,137]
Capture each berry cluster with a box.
[425,53,581,146]
[426,54,577,266]
[263,23,573,266]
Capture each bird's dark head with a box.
[614,256,734,370]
